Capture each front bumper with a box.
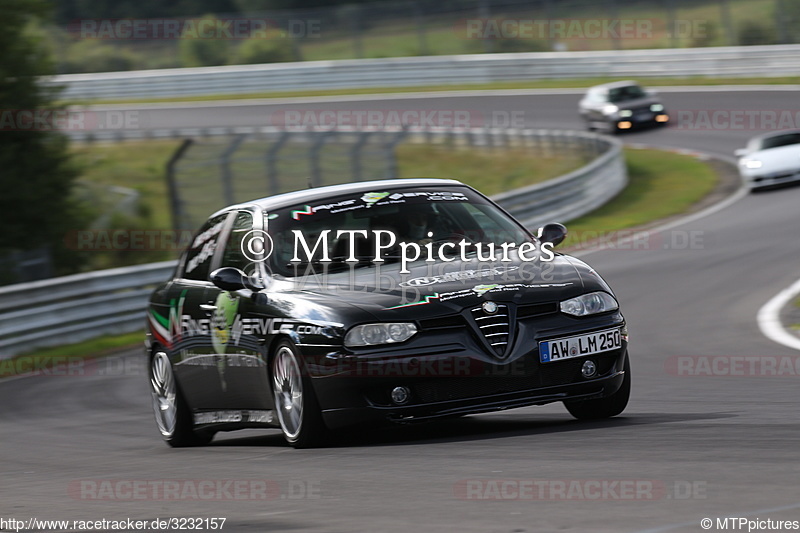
[744,168,800,189]
[614,112,669,130]
[321,357,627,429]
[305,314,628,430]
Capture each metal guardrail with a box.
[491,131,625,230]
[50,44,800,100]
[0,261,177,357]
[0,128,624,358]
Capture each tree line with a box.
[53,0,383,24]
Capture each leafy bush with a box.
[466,36,549,54]
[64,39,142,73]
[236,33,296,64]
[179,14,231,67]
[737,20,777,46]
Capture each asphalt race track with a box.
[2,89,800,533]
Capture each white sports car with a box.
[736,130,800,190]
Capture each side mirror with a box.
[538,223,568,247]
[210,267,247,291]
[210,267,265,292]
[734,148,748,158]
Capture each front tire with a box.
[150,351,213,447]
[272,341,328,448]
[564,356,630,420]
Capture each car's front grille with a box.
[517,302,559,319]
[412,375,534,403]
[471,304,509,356]
[631,104,653,114]
[417,315,466,331]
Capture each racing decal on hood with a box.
[387,293,443,309]
[399,266,519,287]
[388,282,574,309]
[472,284,499,296]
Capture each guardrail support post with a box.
[165,138,194,232]
[384,128,408,179]
[220,134,247,206]
[266,131,291,195]
[309,130,333,186]
[351,131,372,182]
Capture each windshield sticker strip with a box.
[291,205,314,220]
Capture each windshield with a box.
[758,132,800,151]
[265,186,531,277]
[607,85,647,103]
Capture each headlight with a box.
[650,103,664,112]
[560,292,618,316]
[345,323,418,347]
[618,109,633,118]
[741,159,762,169]
[602,104,619,115]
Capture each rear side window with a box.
[182,213,229,281]
[220,211,255,271]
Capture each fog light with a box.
[655,114,669,123]
[391,386,410,405]
[581,360,597,378]
[617,121,632,129]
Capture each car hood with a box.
[273,253,613,318]
[746,145,800,174]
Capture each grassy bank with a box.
[562,147,718,248]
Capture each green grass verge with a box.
[67,75,800,106]
[73,140,181,232]
[561,147,718,249]
[396,144,587,196]
[0,331,144,379]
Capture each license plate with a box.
[539,328,622,363]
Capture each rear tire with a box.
[272,341,328,448]
[150,351,213,447]
[564,356,630,420]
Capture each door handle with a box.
[200,304,217,311]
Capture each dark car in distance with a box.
[146,179,630,448]
[579,80,669,133]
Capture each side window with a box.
[182,213,228,281]
[220,211,255,271]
